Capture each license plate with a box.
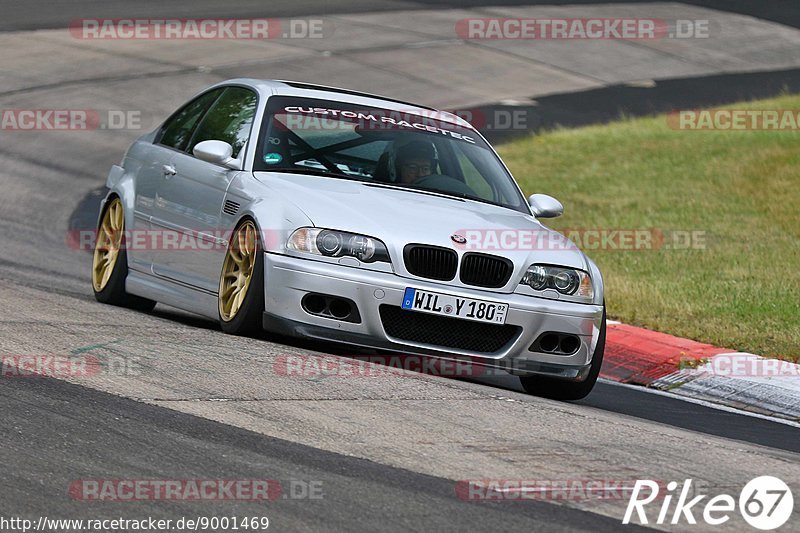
[401,288,508,324]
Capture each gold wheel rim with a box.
[92,197,124,292]
[219,220,258,322]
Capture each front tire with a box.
[92,197,156,311]
[520,307,606,401]
[218,219,264,336]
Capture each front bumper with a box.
[262,253,604,380]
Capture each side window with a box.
[157,89,223,151]
[188,87,258,159]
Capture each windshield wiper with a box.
[264,168,370,182]
[362,182,466,201]
[364,182,522,211]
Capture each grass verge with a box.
[498,94,800,360]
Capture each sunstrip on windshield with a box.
[282,106,477,143]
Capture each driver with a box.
[395,141,438,185]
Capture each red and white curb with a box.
[602,322,800,421]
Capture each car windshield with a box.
[255,96,528,213]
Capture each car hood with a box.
[254,171,589,277]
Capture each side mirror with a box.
[528,193,563,218]
[193,140,241,170]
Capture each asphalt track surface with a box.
[1,2,799,531]
[1,377,639,532]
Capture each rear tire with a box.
[92,197,157,312]
[520,307,606,401]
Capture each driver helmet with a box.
[386,138,439,182]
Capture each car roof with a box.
[207,78,474,130]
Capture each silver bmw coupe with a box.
[92,79,606,400]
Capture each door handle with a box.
[162,164,177,177]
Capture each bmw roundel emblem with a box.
[451,234,467,244]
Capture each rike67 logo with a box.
[623,476,793,530]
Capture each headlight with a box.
[287,228,391,263]
[521,264,593,301]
